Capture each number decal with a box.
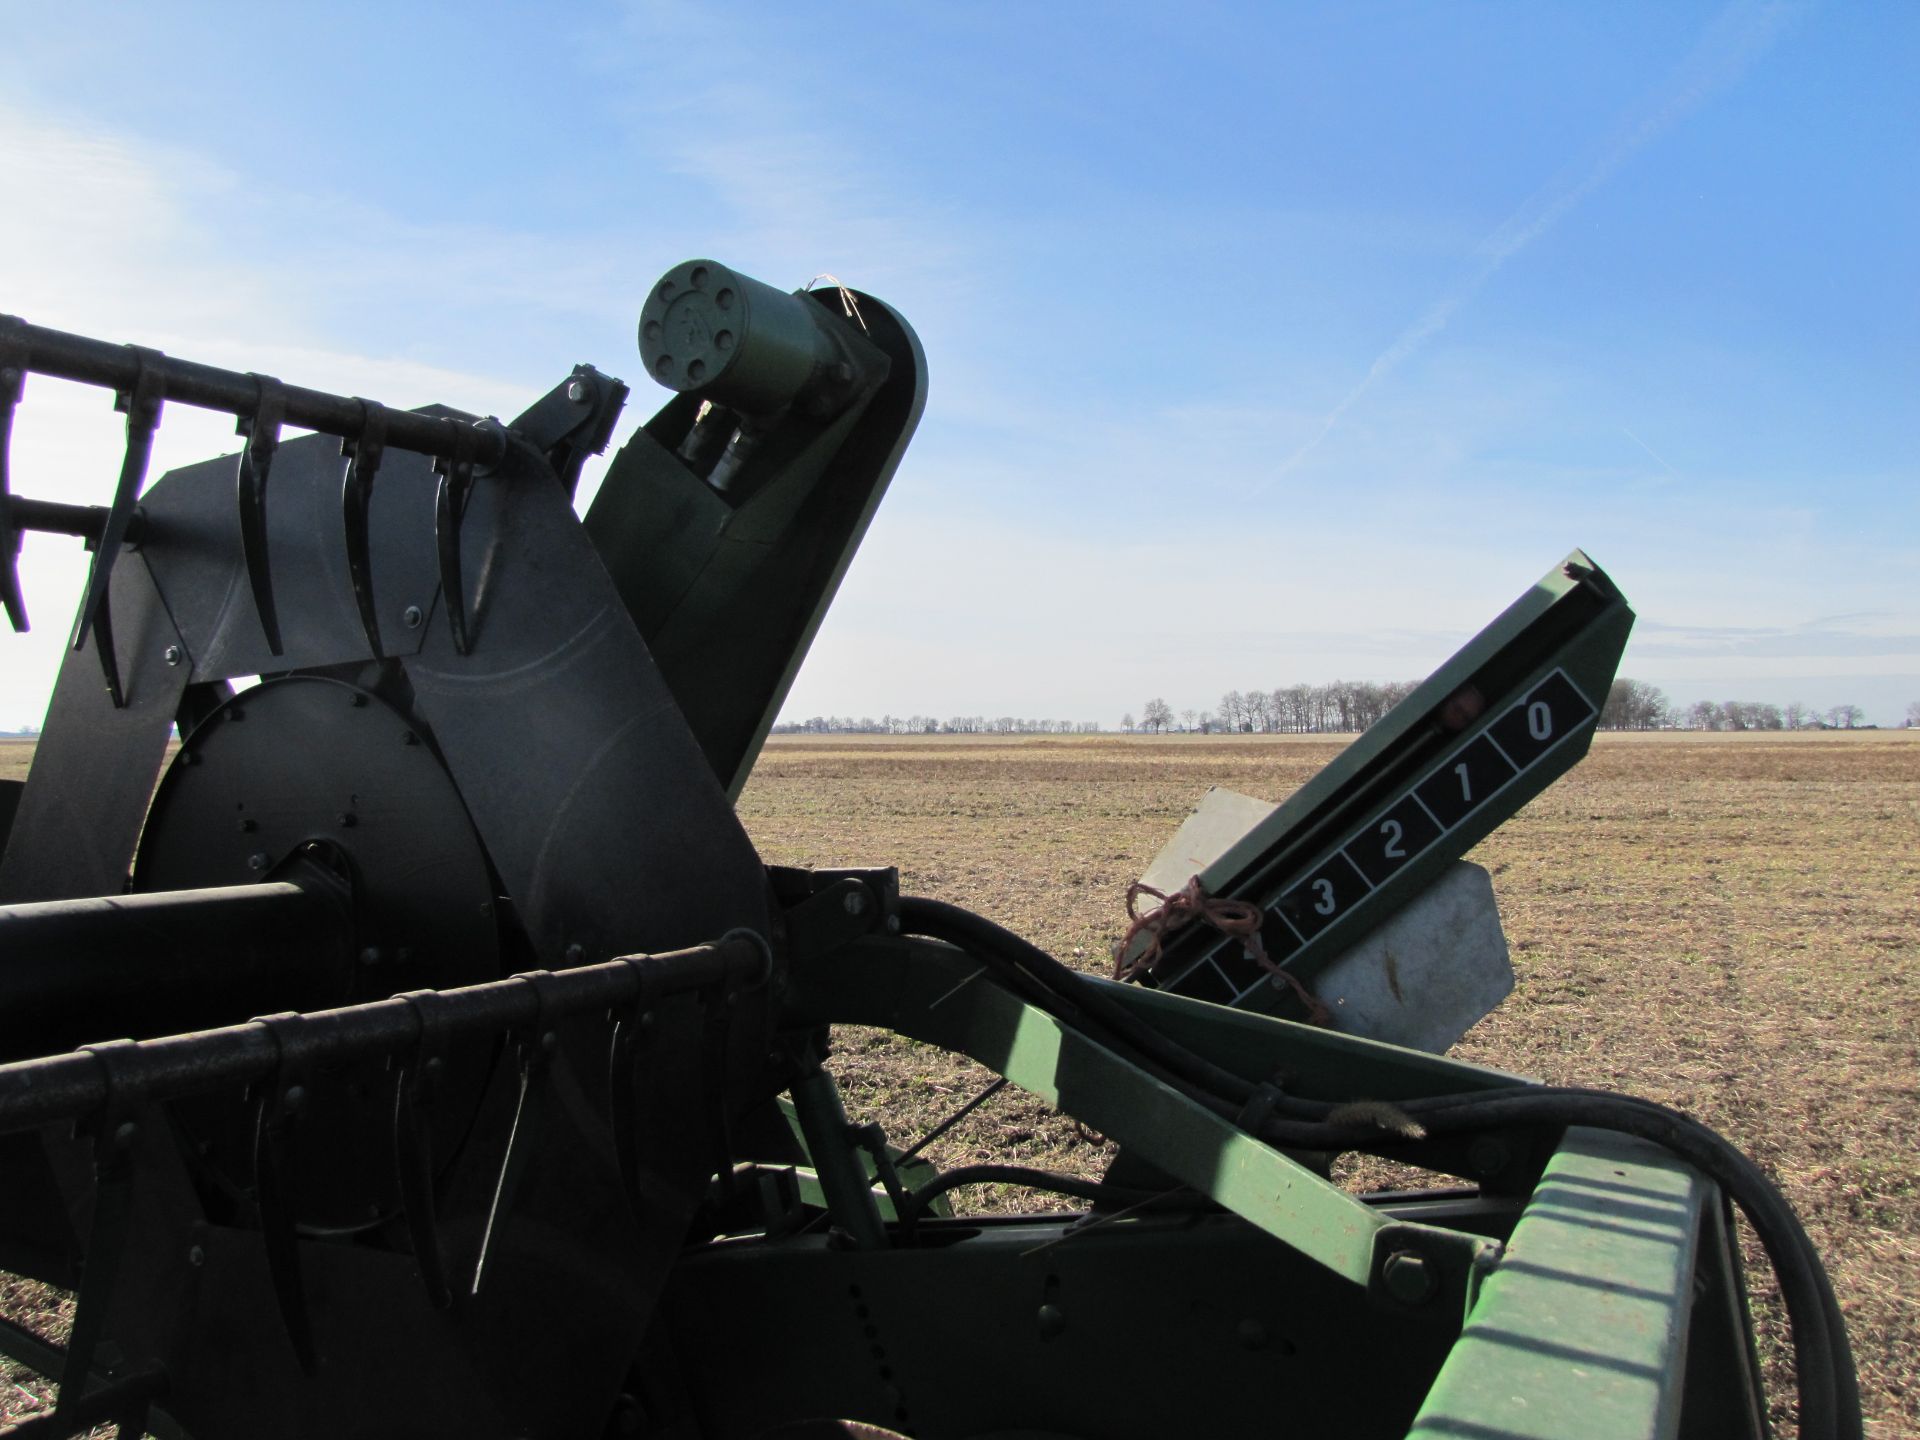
[1380,818,1405,859]
[1312,878,1336,915]
[1454,762,1472,802]
[1528,700,1552,742]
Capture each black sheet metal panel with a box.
[5,402,768,958]
[137,424,446,683]
[0,550,188,901]
[585,286,927,797]
[657,1209,1467,1440]
[399,429,770,964]
[133,676,499,1007]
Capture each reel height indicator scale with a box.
[1144,551,1632,1015]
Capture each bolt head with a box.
[402,605,424,629]
[843,888,868,916]
[247,852,270,871]
[566,377,591,404]
[163,645,183,666]
[188,1244,206,1268]
[1382,1249,1436,1305]
[1468,1136,1511,1178]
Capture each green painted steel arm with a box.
[584,265,927,797]
[785,933,1502,1294]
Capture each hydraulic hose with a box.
[895,894,1861,1440]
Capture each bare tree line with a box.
[1602,679,1890,732]
[771,715,1102,735]
[1126,681,1424,734]
[771,688,1918,737]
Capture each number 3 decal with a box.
[1312,877,1336,915]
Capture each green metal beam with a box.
[1409,1127,1712,1440]
[787,935,1506,1290]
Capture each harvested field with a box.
[739,729,1919,1438]
[0,730,1913,1434]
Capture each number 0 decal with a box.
[1528,700,1552,741]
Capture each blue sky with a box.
[2,0,1914,728]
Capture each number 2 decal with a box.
[1312,878,1336,915]
[1380,818,1405,859]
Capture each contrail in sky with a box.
[1254,0,1803,493]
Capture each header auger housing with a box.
[0,265,1856,1440]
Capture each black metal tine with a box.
[340,399,389,658]
[432,419,484,657]
[73,347,165,708]
[90,583,123,709]
[392,989,455,1311]
[0,317,30,632]
[58,1040,146,1424]
[250,1011,318,1375]
[605,960,654,1224]
[471,970,562,1296]
[111,1391,155,1440]
[234,375,288,656]
[700,985,739,1205]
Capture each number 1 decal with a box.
[1454,762,1472,803]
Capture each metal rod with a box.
[0,316,508,468]
[0,934,769,1136]
[1,496,118,543]
[0,881,350,1059]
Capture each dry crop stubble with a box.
[0,731,1911,1433]
[740,729,1919,1437]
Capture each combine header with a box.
[0,264,1857,1439]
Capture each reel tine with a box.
[340,399,389,658]
[235,376,288,656]
[73,346,166,708]
[431,419,482,657]
[471,971,561,1296]
[393,989,454,1311]
[701,984,739,1204]
[250,1012,318,1375]
[59,1040,146,1422]
[1,317,29,632]
[606,960,653,1224]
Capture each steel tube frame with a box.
[0,315,508,467]
[0,933,768,1135]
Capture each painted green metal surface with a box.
[787,934,1506,1290]
[1147,550,1634,1016]
[1410,1127,1714,1440]
[583,285,928,799]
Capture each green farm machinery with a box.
[0,263,1858,1439]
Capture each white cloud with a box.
[0,105,601,728]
